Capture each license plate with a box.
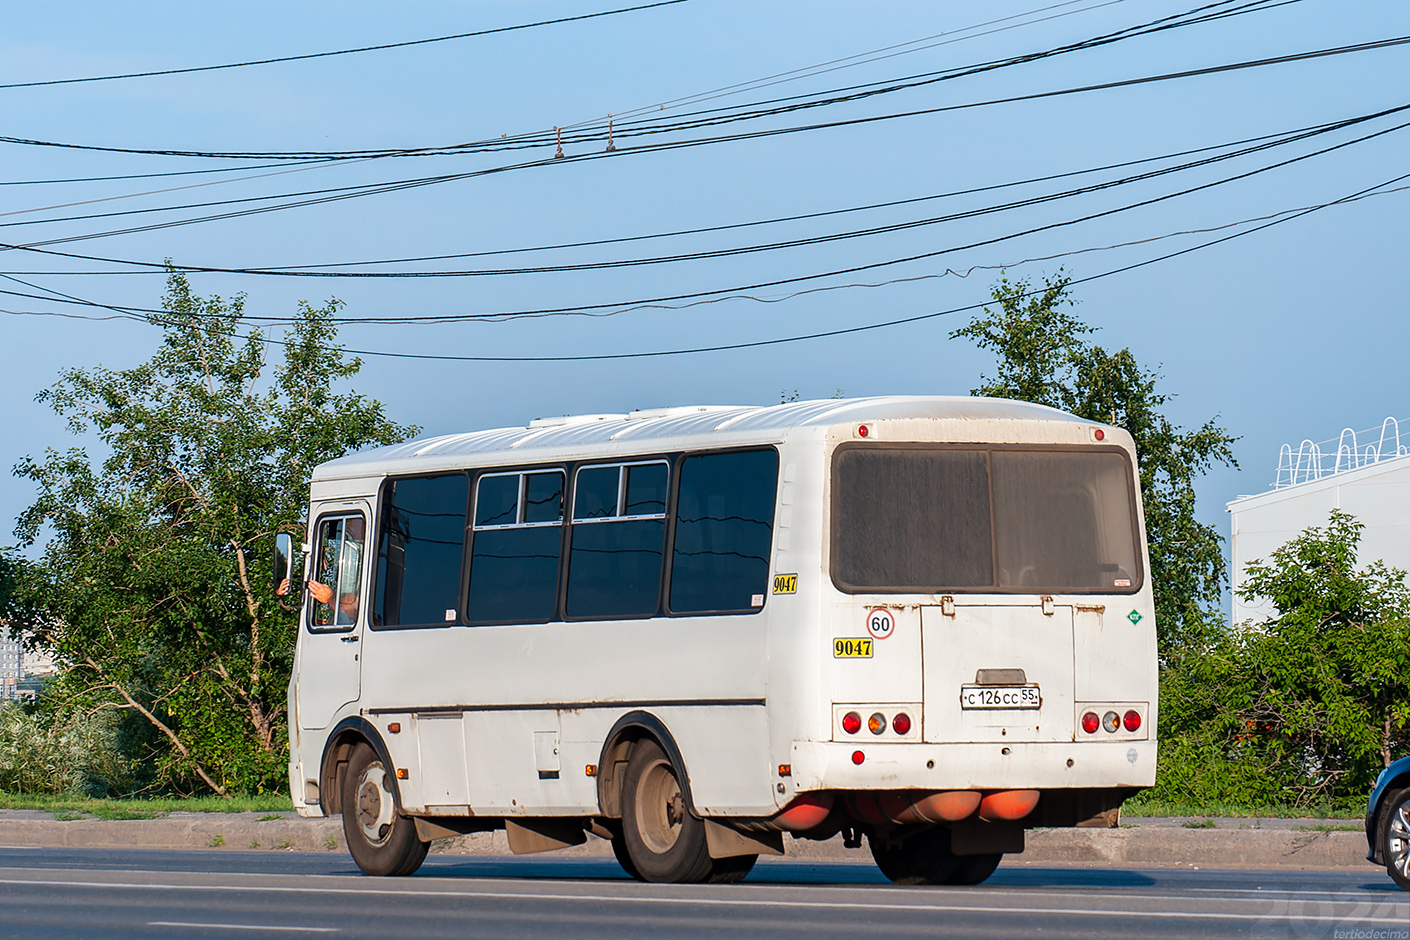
[833,637,873,658]
[960,685,1041,709]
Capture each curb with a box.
[0,811,1375,871]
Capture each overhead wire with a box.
[0,1,691,90]
[3,31,1403,255]
[4,114,1406,326]
[6,102,1404,279]
[6,171,1407,361]
[0,0,1303,162]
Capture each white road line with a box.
[1,877,1406,925]
[150,923,335,933]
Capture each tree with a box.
[950,272,1237,652]
[11,273,417,794]
[1152,510,1410,808]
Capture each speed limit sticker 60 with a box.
[866,608,895,640]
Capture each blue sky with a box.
[1,0,1406,572]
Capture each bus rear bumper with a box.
[789,739,1156,793]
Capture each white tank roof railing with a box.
[1274,416,1408,488]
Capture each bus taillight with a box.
[842,711,862,734]
[1081,711,1100,734]
[867,713,886,735]
[1123,709,1141,732]
[892,712,912,735]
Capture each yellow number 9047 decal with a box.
[833,637,873,658]
[773,573,798,595]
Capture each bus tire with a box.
[948,852,1002,885]
[341,742,429,877]
[708,854,757,883]
[869,826,961,886]
[620,739,714,884]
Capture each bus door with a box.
[298,504,371,730]
[920,601,1076,744]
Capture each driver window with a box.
[311,514,366,629]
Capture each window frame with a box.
[369,471,471,632]
[562,459,672,622]
[306,510,369,635]
[828,441,1144,596]
[464,466,569,627]
[663,445,780,618]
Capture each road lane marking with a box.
[150,923,335,933]
[0,877,1406,925]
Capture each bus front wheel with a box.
[620,739,715,883]
[341,743,429,877]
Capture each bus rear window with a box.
[832,446,1141,594]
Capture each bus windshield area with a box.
[833,446,1141,594]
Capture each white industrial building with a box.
[1228,418,1410,624]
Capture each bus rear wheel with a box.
[869,826,961,885]
[620,739,715,883]
[341,743,429,877]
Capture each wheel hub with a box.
[355,764,396,846]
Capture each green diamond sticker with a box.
[1127,609,1143,625]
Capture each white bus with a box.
[280,396,1158,884]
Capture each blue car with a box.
[1366,755,1410,890]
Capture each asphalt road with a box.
[0,847,1404,939]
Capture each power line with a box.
[0,0,1302,162]
[8,102,1401,279]
[7,171,1406,361]
[5,122,1405,328]
[3,31,1401,255]
[0,1,691,90]
[5,112,1365,275]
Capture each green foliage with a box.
[0,791,291,813]
[950,272,1238,652]
[10,272,417,795]
[1150,510,1410,810]
[0,705,134,796]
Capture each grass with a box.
[1181,818,1218,829]
[1122,798,1361,819]
[0,791,292,817]
[1291,824,1363,832]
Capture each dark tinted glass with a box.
[990,451,1140,591]
[374,474,468,626]
[523,471,564,524]
[466,526,562,623]
[574,466,619,520]
[475,474,519,527]
[624,463,668,516]
[833,449,993,591]
[566,519,666,619]
[669,449,778,614]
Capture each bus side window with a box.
[669,449,778,615]
[310,514,366,630]
[466,469,564,624]
[566,461,668,620]
[373,474,469,627]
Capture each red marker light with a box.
[1094,428,1106,441]
[851,750,866,765]
[1081,711,1100,734]
[842,711,862,735]
[858,425,869,438]
[892,712,912,735]
[1123,709,1141,732]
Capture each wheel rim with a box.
[355,763,397,847]
[634,756,687,855]
[1389,802,1410,879]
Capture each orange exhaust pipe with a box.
[772,793,834,831]
[844,790,983,826]
[978,789,1040,821]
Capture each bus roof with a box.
[312,395,1091,481]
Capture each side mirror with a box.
[273,533,301,609]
